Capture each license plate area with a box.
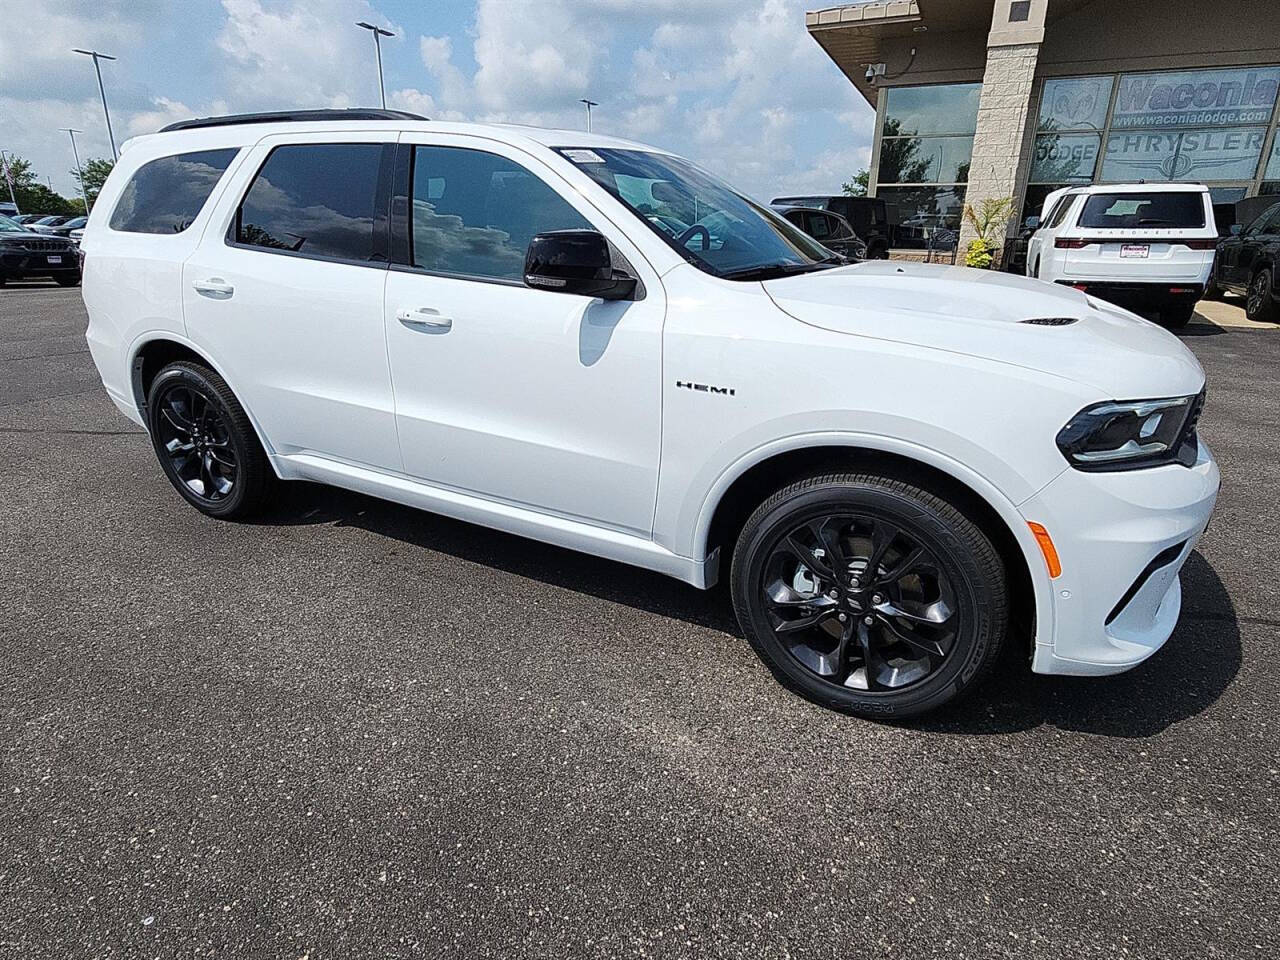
[1120,244,1150,259]
[47,255,62,264]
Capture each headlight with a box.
[1056,393,1203,470]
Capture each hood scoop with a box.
[1020,317,1080,327]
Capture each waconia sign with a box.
[1113,67,1280,129]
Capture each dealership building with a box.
[805,0,1280,250]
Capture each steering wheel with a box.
[676,224,711,251]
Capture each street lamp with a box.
[579,98,598,133]
[73,49,118,161]
[62,128,90,214]
[355,22,395,109]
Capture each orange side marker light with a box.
[1028,522,1062,579]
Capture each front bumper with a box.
[0,247,80,280]
[1024,438,1219,676]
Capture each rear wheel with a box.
[1160,300,1198,329]
[730,473,1008,719]
[1246,268,1279,323]
[147,361,275,519]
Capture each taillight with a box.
[1055,238,1091,249]
[1180,239,1219,250]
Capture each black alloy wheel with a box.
[731,473,1008,719]
[154,384,239,504]
[1246,268,1278,323]
[147,361,275,519]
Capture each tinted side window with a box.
[109,149,239,234]
[1046,195,1077,229]
[804,212,832,239]
[235,143,389,263]
[410,146,590,281]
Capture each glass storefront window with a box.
[1112,66,1280,130]
[877,136,974,185]
[1039,76,1113,132]
[1267,138,1280,180]
[883,84,981,136]
[1031,133,1100,183]
[1101,127,1268,182]
[877,185,965,249]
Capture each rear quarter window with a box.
[1078,193,1207,230]
[109,149,240,234]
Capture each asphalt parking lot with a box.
[2,284,1277,959]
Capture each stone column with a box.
[958,0,1048,263]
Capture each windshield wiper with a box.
[720,259,841,282]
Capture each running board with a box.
[273,453,713,588]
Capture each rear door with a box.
[183,134,401,471]
[382,134,665,535]
[1226,204,1280,286]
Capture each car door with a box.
[1228,205,1280,288]
[382,135,665,535]
[183,134,402,472]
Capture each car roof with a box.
[1071,182,1211,195]
[121,118,668,159]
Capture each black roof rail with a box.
[159,108,428,133]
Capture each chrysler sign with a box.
[1113,67,1280,129]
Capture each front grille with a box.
[18,239,72,253]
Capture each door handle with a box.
[397,307,453,333]
[193,278,234,299]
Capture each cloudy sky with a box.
[0,0,874,202]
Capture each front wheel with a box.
[1246,268,1280,323]
[54,274,81,287]
[730,473,1009,719]
[147,361,275,519]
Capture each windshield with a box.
[558,148,838,280]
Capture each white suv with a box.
[81,110,1219,718]
[1026,183,1219,328]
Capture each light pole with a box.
[62,128,90,214]
[355,22,395,109]
[0,150,19,214]
[73,49,118,161]
[579,98,598,132]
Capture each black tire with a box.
[730,472,1008,720]
[54,274,81,287]
[1246,267,1280,323]
[1160,301,1197,329]
[146,361,275,519]
[1203,260,1225,301]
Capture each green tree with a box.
[1,153,80,215]
[71,157,115,210]
[842,169,869,197]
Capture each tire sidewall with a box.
[731,481,1000,719]
[1248,268,1274,322]
[147,365,254,518]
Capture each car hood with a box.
[763,260,1205,398]
[0,229,68,242]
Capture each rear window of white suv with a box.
[1077,193,1206,230]
[109,148,239,234]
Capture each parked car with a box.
[771,195,891,259]
[44,216,87,237]
[1208,201,1280,323]
[82,110,1218,719]
[27,215,77,234]
[11,213,52,227]
[0,202,16,217]
[1025,183,1218,327]
[0,215,81,286]
[773,205,867,261]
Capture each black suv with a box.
[774,206,868,261]
[1211,201,1280,323]
[771,195,890,259]
[0,215,81,287]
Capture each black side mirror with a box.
[524,230,637,301]
[1230,223,1243,236]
